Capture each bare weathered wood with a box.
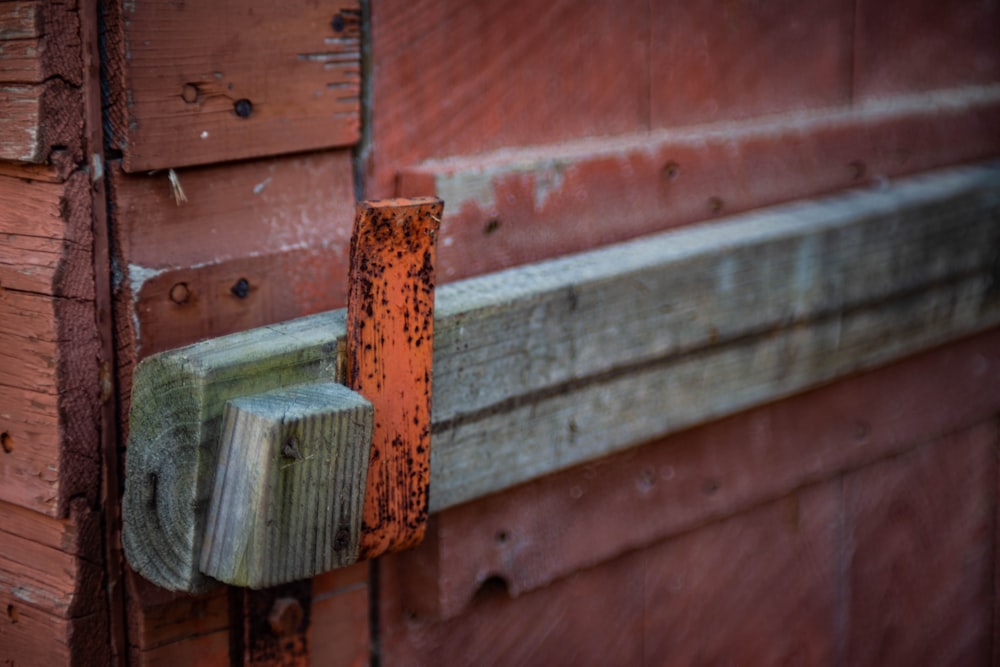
[103,0,361,171]
[348,198,442,559]
[200,382,373,588]
[122,162,1000,591]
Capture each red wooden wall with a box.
[0,0,998,664]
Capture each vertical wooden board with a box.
[135,629,230,667]
[843,422,996,665]
[854,0,1000,98]
[367,0,649,197]
[108,152,356,271]
[104,0,361,171]
[649,0,852,126]
[308,564,369,667]
[380,483,837,665]
[124,580,230,652]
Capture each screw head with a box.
[233,99,253,118]
[230,278,250,299]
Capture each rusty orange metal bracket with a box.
[347,197,443,559]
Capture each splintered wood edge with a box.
[121,163,1000,592]
[200,382,373,588]
[348,197,443,559]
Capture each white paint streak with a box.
[253,176,273,195]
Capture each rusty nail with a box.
[268,598,303,637]
[230,278,250,299]
[181,83,200,104]
[233,99,253,118]
[331,13,346,32]
[169,282,190,304]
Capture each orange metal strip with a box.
[347,197,442,559]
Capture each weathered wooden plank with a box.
[103,0,361,171]
[0,0,82,86]
[0,606,108,667]
[390,327,1000,620]
[399,86,1000,282]
[0,170,93,299]
[0,81,82,163]
[200,383,373,588]
[348,198,441,559]
[308,564,369,667]
[0,290,100,515]
[122,162,1000,591]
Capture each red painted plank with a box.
[843,421,995,665]
[650,0,852,126]
[854,0,1000,98]
[400,92,1000,282]
[367,0,649,197]
[389,327,1000,620]
[380,482,840,665]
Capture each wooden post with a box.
[347,197,443,559]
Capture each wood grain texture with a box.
[0,1,83,164]
[0,170,93,299]
[391,327,1000,620]
[399,87,1000,282]
[122,163,1000,591]
[122,310,349,592]
[201,382,373,588]
[0,289,100,515]
[367,0,649,197]
[843,422,996,664]
[347,198,442,559]
[103,0,361,171]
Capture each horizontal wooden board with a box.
[0,0,82,86]
[0,606,108,666]
[0,81,82,163]
[0,170,93,299]
[390,327,1000,619]
[122,162,1000,591]
[104,1,361,171]
[400,86,1000,282]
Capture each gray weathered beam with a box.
[122,162,1000,592]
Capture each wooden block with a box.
[368,0,648,197]
[121,163,1000,591]
[103,0,361,171]
[391,326,1000,620]
[123,309,350,592]
[347,198,442,558]
[843,422,995,665]
[399,88,1000,282]
[650,0,852,126]
[854,0,1000,97]
[200,382,373,588]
